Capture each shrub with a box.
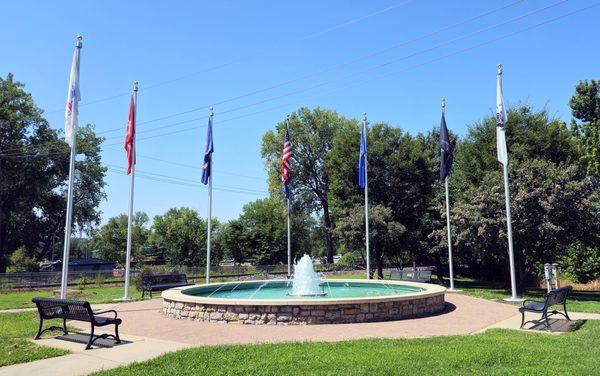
[560,242,600,284]
[134,266,154,291]
[8,247,38,272]
[336,251,363,268]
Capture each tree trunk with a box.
[321,201,335,263]
[376,255,384,279]
[0,206,6,272]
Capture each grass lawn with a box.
[0,285,144,310]
[96,320,600,376]
[0,311,69,367]
[450,278,600,314]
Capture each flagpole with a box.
[121,81,138,301]
[206,107,214,284]
[497,64,521,302]
[60,35,82,300]
[442,98,458,292]
[285,115,292,279]
[363,113,370,280]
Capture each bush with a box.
[560,242,600,284]
[8,247,38,272]
[336,251,363,268]
[134,266,154,291]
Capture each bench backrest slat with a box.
[142,273,188,286]
[546,285,572,307]
[32,298,93,322]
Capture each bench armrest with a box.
[521,299,537,307]
[93,309,118,318]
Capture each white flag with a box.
[496,65,508,165]
[65,46,81,147]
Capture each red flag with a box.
[124,95,135,174]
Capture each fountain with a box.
[289,254,325,296]
[162,256,446,325]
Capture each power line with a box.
[96,0,527,136]
[105,166,268,196]
[100,0,580,146]
[45,0,415,114]
[102,146,265,180]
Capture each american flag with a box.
[281,122,292,198]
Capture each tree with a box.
[335,204,405,278]
[570,80,600,182]
[223,197,315,265]
[450,160,600,288]
[262,108,354,262]
[150,207,220,267]
[90,212,150,265]
[329,122,437,268]
[452,106,579,194]
[0,74,106,271]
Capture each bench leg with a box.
[563,303,571,321]
[520,311,525,329]
[542,312,552,332]
[62,318,68,335]
[86,324,95,350]
[35,318,44,340]
[114,323,121,344]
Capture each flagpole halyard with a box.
[121,80,138,301]
[60,35,83,300]
[362,113,370,280]
[206,107,214,284]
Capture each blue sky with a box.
[1,0,598,224]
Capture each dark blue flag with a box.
[358,122,367,188]
[440,112,453,181]
[201,116,214,185]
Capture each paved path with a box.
[1,294,595,376]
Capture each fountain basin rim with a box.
[162,279,446,306]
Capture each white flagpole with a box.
[60,35,82,299]
[442,99,459,292]
[363,113,370,280]
[497,64,521,302]
[286,114,292,279]
[206,107,214,284]
[122,81,138,301]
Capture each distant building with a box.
[40,258,116,272]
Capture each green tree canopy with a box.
[570,80,600,181]
[0,74,106,271]
[90,212,150,265]
[262,108,355,262]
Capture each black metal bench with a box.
[389,269,432,283]
[519,285,572,331]
[32,297,121,350]
[141,273,191,298]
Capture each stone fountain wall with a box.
[163,294,445,325]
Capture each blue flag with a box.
[201,116,214,185]
[358,122,367,188]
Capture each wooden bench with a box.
[141,273,191,298]
[32,297,121,350]
[519,285,572,331]
[389,269,432,283]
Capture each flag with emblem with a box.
[201,115,214,185]
[64,44,81,147]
